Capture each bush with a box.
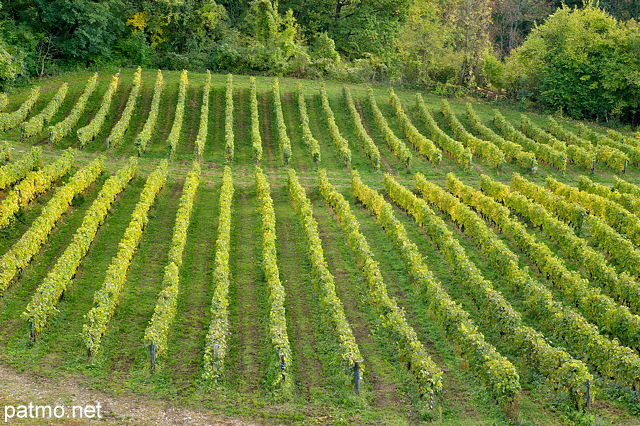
[507,5,640,123]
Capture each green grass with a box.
[2,68,640,424]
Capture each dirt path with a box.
[102,179,184,379]
[167,182,219,392]
[226,185,265,394]
[311,198,413,415]
[273,192,327,401]
[205,87,224,162]
[354,100,397,174]
[257,92,278,167]
[0,364,250,425]
[232,88,251,165]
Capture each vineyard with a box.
[2,67,640,424]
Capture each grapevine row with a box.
[168,70,189,155]
[415,172,640,386]
[106,67,142,148]
[585,215,640,284]
[0,141,10,164]
[614,176,640,197]
[249,77,262,163]
[0,146,41,190]
[0,157,103,296]
[76,75,119,147]
[545,118,629,172]
[451,174,640,351]
[520,116,594,169]
[288,168,362,386]
[320,84,351,167]
[0,149,75,228]
[389,89,441,164]
[343,86,378,168]
[578,175,640,216]
[144,162,200,360]
[607,128,640,148]
[23,158,138,337]
[546,117,592,149]
[546,176,640,246]
[21,83,68,139]
[49,73,98,144]
[195,71,212,159]
[202,166,233,381]
[224,74,234,162]
[414,93,471,170]
[385,173,591,405]
[319,170,443,405]
[82,160,168,356]
[135,70,164,154]
[272,78,292,165]
[297,83,321,165]
[255,167,292,390]
[492,110,567,171]
[0,86,40,132]
[579,124,639,168]
[440,100,504,169]
[465,103,537,169]
[368,87,411,167]
[487,173,640,314]
[351,170,520,405]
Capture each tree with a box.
[447,0,493,86]
[33,0,124,65]
[126,0,227,54]
[490,0,553,56]
[508,4,640,123]
[396,0,457,86]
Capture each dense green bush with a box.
[507,5,640,123]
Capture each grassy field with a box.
[1,68,640,424]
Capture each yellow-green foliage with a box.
[389,89,440,164]
[320,84,351,167]
[203,166,234,381]
[0,149,74,228]
[168,70,189,155]
[289,168,362,387]
[415,94,471,170]
[250,77,262,163]
[77,75,119,147]
[107,67,143,148]
[254,167,292,391]
[368,87,411,167]
[224,74,234,162]
[135,70,164,154]
[0,146,41,190]
[320,170,442,405]
[343,86,378,168]
[418,172,640,389]
[22,83,68,139]
[272,78,292,165]
[23,158,138,336]
[492,109,567,171]
[83,160,168,356]
[145,162,200,359]
[49,73,98,144]
[0,86,40,132]
[353,170,520,406]
[297,83,321,165]
[0,157,103,296]
[195,71,212,159]
[440,99,504,169]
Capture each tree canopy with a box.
[0,0,638,124]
